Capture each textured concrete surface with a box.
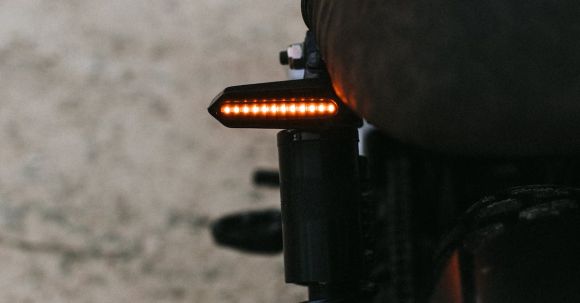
[0,1,306,302]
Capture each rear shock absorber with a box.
[278,128,362,302]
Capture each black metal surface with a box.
[307,284,358,302]
[303,31,327,80]
[280,50,290,65]
[277,128,362,287]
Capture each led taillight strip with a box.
[220,98,338,117]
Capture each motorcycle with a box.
[207,3,580,302]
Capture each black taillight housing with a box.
[208,79,361,129]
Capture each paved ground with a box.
[0,1,306,302]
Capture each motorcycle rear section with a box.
[207,12,580,303]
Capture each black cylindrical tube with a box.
[277,128,362,285]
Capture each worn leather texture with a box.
[305,0,580,155]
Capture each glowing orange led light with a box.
[261,105,269,114]
[309,104,316,113]
[218,98,338,119]
[327,104,336,113]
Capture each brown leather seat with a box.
[304,0,580,156]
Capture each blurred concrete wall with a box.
[0,1,305,302]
